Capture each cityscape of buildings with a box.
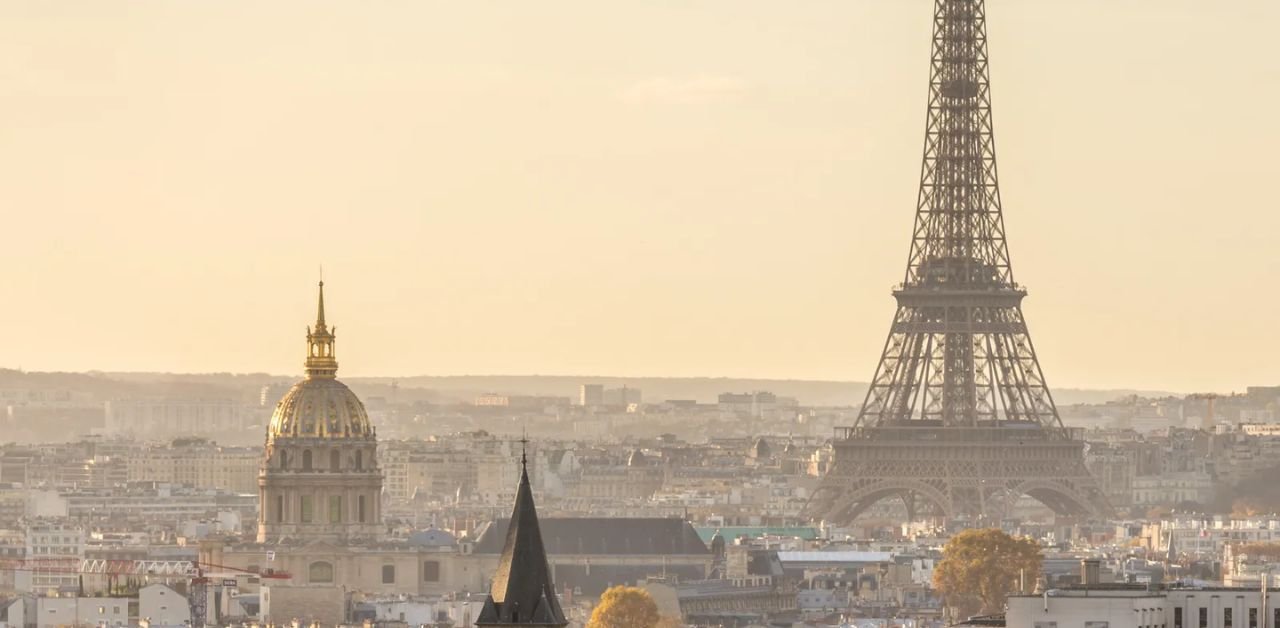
[0,0,1269,626]
[3,298,1280,627]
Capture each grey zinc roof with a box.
[475,517,710,556]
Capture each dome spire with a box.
[316,278,327,330]
[305,280,338,378]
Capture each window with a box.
[301,496,313,523]
[1249,608,1258,628]
[329,496,342,523]
[309,561,334,584]
[1200,608,1208,628]
[276,495,284,522]
[359,495,367,523]
[1175,607,1184,628]
[382,565,396,584]
[302,450,313,471]
[1226,608,1233,628]
[423,561,440,582]
[355,450,363,470]
[330,450,340,471]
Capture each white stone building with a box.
[139,583,191,627]
[105,398,249,441]
[1009,586,1280,628]
[24,522,85,591]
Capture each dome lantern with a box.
[305,280,338,379]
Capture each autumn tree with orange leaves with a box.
[587,586,661,628]
[933,528,1043,618]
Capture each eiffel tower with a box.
[807,0,1109,523]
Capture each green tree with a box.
[933,528,1043,618]
[588,586,661,628]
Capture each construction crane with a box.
[0,558,290,626]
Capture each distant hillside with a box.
[0,368,1177,408]
[351,375,1177,407]
[0,368,245,401]
[357,375,867,406]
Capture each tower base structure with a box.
[807,426,1109,524]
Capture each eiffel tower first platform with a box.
[806,0,1110,524]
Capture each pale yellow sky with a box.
[1,1,1276,393]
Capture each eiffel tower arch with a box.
[808,430,1109,522]
[807,0,1110,524]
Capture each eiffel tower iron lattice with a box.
[807,0,1110,523]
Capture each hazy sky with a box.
[1,1,1277,393]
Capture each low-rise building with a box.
[1010,586,1280,628]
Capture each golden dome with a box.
[268,377,372,441]
[266,281,374,443]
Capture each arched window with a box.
[275,495,284,523]
[355,449,363,471]
[279,451,289,469]
[309,561,334,584]
[358,495,367,523]
[302,450,313,471]
[330,450,340,471]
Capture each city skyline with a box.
[2,1,1277,393]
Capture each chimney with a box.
[1081,559,1102,586]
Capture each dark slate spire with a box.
[476,446,567,628]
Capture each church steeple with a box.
[305,281,338,379]
[477,445,567,628]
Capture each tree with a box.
[1235,542,1280,560]
[933,528,1043,618]
[588,586,661,628]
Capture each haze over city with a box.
[2,1,1277,392]
[6,2,1280,628]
